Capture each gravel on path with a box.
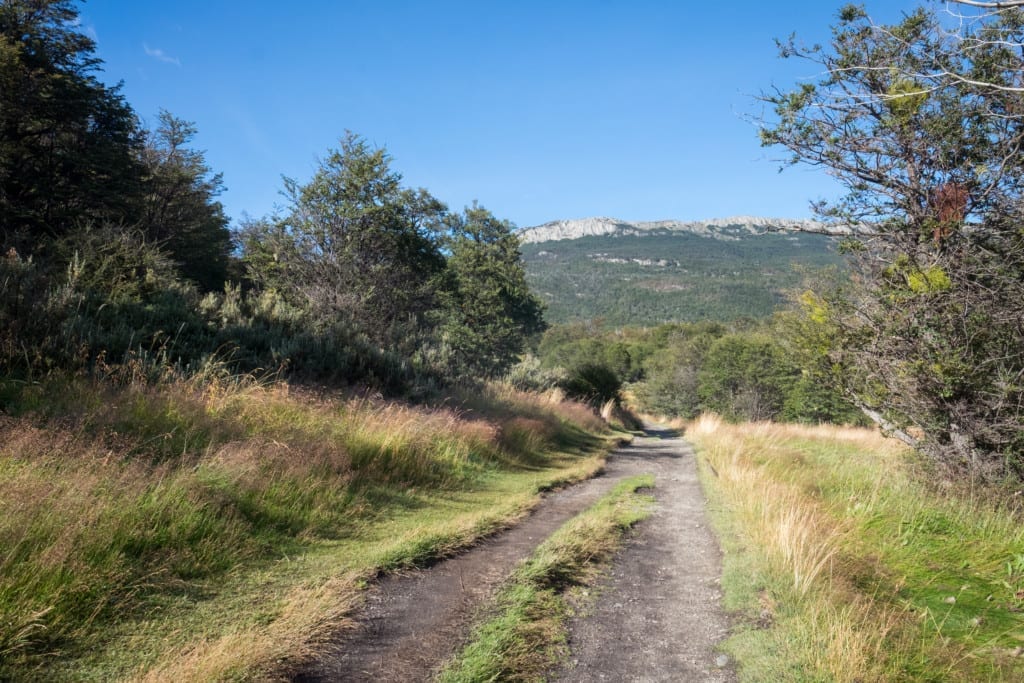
[556,427,736,683]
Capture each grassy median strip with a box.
[436,474,655,683]
[689,415,1024,682]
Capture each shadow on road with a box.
[641,425,682,440]
[605,426,688,465]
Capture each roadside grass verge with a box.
[436,474,655,683]
[689,414,1024,682]
[0,376,615,681]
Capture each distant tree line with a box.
[0,0,543,392]
[520,318,864,426]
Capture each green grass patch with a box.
[0,377,617,681]
[437,475,655,683]
[690,417,1024,682]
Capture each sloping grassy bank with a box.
[690,415,1024,682]
[0,376,616,681]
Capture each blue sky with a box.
[80,0,922,228]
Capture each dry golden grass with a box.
[0,376,613,681]
[690,414,1024,682]
[488,384,608,435]
[689,416,910,681]
[691,416,848,598]
[137,574,361,683]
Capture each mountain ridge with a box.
[518,221,846,325]
[517,215,848,244]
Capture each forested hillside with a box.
[520,230,843,325]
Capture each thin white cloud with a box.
[143,43,181,66]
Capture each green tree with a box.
[243,133,447,349]
[135,110,232,291]
[437,203,546,379]
[537,322,604,370]
[633,327,720,418]
[0,0,141,253]
[560,362,622,408]
[634,343,702,418]
[697,334,797,422]
[762,4,1024,479]
[774,303,867,426]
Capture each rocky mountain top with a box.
[517,216,847,244]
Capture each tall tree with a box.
[135,110,231,291]
[437,203,546,379]
[243,133,447,348]
[0,0,140,253]
[697,333,797,423]
[762,4,1024,480]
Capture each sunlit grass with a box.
[690,415,1024,682]
[0,376,614,681]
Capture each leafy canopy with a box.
[762,3,1024,480]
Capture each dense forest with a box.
[518,315,864,427]
[520,230,844,326]
[0,2,546,396]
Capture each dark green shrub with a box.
[697,334,797,422]
[561,363,622,408]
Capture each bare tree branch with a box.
[954,1,1024,8]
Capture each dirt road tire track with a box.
[291,442,637,682]
[292,428,733,682]
[556,428,735,682]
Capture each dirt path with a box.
[555,428,735,682]
[291,442,641,682]
[292,429,733,682]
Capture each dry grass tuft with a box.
[692,415,1024,682]
[696,419,845,598]
[138,575,360,683]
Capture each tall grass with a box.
[690,415,1024,682]
[0,374,613,680]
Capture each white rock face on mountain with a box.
[517,216,840,244]
[518,217,632,242]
